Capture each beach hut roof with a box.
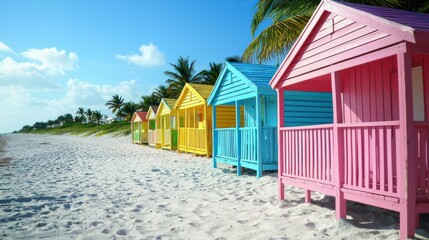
[162,98,177,109]
[173,83,214,109]
[208,62,278,105]
[146,106,159,120]
[189,83,213,99]
[156,98,177,117]
[270,0,429,90]
[131,111,148,122]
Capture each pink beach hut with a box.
[270,1,429,239]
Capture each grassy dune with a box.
[25,122,131,137]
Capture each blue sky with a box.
[0,0,261,133]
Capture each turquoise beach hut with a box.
[208,62,333,178]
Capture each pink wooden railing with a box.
[279,124,334,185]
[415,122,429,201]
[279,121,401,199]
[340,121,400,198]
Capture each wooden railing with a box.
[214,128,237,160]
[179,128,186,149]
[415,122,429,200]
[141,130,148,143]
[279,124,334,185]
[179,128,208,152]
[240,127,257,162]
[164,129,171,146]
[148,130,156,146]
[279,121,401,197]
[339,121,400,198]
[156,129,162,144]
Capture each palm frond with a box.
[243,14,310,63]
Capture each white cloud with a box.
[116,43,165,67]
[0,78,143,133]
[0,47,78,88]
[22,47,78,75]
[63,78,142,106]
[0,41,12,52]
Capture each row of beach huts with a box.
[131,1,429,239]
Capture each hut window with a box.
[171,116,176,129]
[412,66,425,121]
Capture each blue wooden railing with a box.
[240,127,257,162]
[214,128,237,161]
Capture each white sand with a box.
[0,134,428,239]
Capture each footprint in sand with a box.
[35,222,47,228]
[305,221,316,230]
[116,229,128,236]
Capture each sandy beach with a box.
[0,134,428,239]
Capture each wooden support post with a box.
[178,110,181,152]
[332,71,346,219]
[397,51,417,239]
[256,93,263,178]
[194,106,197,154]
[277,89,285,200]
[305,190,311,203]
[236,100,242,176]
[204,104,209,157]
[185,109,188,153]
[212,105,217,168]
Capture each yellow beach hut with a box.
[146,106,159,148]
[155,98,178,150]
[131,111,148,144]
[174,83,236,157]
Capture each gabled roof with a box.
[146,106,158,120]
[173,83,214,109]
[339,1,429,34]
[189,83,213,99]
[162,98,176,109]
[208,62,278,105]
[270,0,429,89]
[131,111,147,122]
[156,98,177,117]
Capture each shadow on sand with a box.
[0,136,12,167]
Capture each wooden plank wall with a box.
[413,53,429,200]
[179,88,204,108]
[286,12,400,81]
[284,91,333,127]
[341,56,398,123]
[211,69,253,105]
[340,56,400,196]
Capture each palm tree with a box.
[153,85,171,100]
[105,94,124,119]
[243,0,428,63]
[119,101,138,121]
[225,56,243,63]
[164,56,203,98]
[85,108,93,123]
[76,107,86,123]
[199,62,223,85]
[93,111,103,125]
[137,94,160,112]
